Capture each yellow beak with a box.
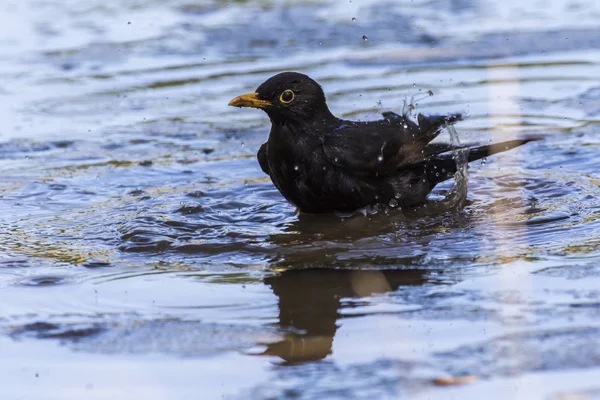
[228,92,272,109]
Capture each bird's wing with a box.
[257,143,270,175]
[322,112,462,177]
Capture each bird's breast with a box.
[265,127,329,208]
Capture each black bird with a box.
[229,72,535,214]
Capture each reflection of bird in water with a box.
[262,268,428,364]
[229,72,537,214]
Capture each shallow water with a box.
[1,0,600,398]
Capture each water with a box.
[1,0,600,398]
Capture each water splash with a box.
[419,124,469,214]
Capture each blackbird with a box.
[229,72,535,214]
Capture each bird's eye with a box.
[279,89,295,103]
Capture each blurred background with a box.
[0,0,599,399]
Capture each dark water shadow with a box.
[260,268,430,364]
[264,202,481,271]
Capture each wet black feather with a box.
[238,72,537,213]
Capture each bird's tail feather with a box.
[465,138,539,163]
[427,136,540,184]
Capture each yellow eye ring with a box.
[280,89,295,103]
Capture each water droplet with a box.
[389,198,399,208]
[334,157,339,162]
[412,83,416,88]
[240,141,245,147]
[293,165,299,171]
[322,166,326,171]
[127,21,131,25]
[362,35,368,41]
[374,195,379,200]
[427,90,434,96]
[377,155,383,162]
[403,124,408,129]
[352,17,357,22]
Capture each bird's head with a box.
[228,72,333,125]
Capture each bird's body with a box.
[229,72,535,214]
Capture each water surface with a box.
[1,0,600,398]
